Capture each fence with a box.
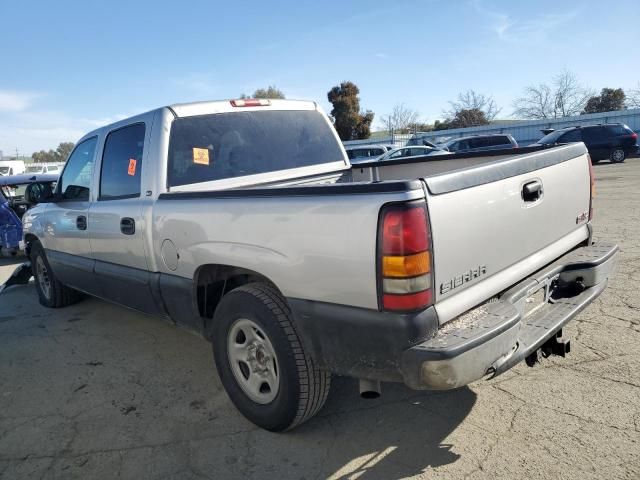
[343,108,640,148]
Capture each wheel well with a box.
[195,264,279,323]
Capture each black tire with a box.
[30,241,82,308]
[212,283,330,432]
[610,148,626,163]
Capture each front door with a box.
[43,136,100,294]
[88,121,160,314]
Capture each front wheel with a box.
[30,241,82,308]
[610,148,626,163]
[212,283,330,431]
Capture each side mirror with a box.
[25,183,56,204]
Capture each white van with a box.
[0,160,26,176]
[24,163,63,174]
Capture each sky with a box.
[1,0,639,155]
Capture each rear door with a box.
[88,120,160,314]
[423,145,592,323]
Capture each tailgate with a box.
[424,144,592,323]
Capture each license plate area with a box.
[523,275,558,318]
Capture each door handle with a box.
[120,217,135,235]
[522,180,543,202]
[76,215,87,230]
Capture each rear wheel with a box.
[30,241,82,308]
[212,283,330,431]
[610,148,626,163]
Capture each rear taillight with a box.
[631,132,638,140]
[378,202,433,312]
[230,99,271,107]
[587,154,595,221]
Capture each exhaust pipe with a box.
[359,379,381,399]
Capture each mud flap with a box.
[0,262,32,295]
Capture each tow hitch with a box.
[525,329,571,367]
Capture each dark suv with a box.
[534,123,639,163]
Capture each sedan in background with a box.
[377,145,452,162]
[345,144,397,164]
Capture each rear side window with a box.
[469,138,489,149]
[59,137,97,201]
[560,129,582,142]
[100,123,145,200]
[608,124,632,136]
[487,136,510,146]
[168,110,345,187]
[348,148,384,159]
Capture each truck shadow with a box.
[293,377,476,479]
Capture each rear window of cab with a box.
[167,110,345,187]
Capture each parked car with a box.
[532,124,639,163]
[405,135,439,148]
[377,145,451,161]
[0,174,57,255]
[0,160,26,176]
[344,144,396,163]
[21,98,617,432]
[25,163,64,174]
[441,134,518,153]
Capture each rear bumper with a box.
[400,242,618,389]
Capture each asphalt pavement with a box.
[0,159,639,479]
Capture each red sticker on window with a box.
[128,159,137,176]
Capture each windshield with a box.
[537,130,569,144]
[168,110,345,187]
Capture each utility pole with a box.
[15,147,19,160]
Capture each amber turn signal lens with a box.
[382,251,430,278]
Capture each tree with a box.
[380,104,420,133]
[240,85,285,99]
[326,81,374,140]
[444,90,501,121]
[513,71,594,119]
[353,110,374,140]
[582,88,626,114]
[32,141,75,163]
[55,142,74,161]
[451,108,489,128]
[627,82,640,109]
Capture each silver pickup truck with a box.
[21,99,618,431]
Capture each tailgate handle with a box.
[522,180,543,202]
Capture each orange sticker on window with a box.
[193,147,210,165]
[128,158,137,176]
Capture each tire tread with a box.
[232,283,330,430]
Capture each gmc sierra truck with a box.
[20,99,618,431]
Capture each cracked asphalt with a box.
[1,159,639,479]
